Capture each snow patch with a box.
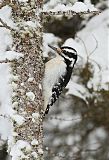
[11,82,18,90]
[26,91,35,101]
[0,51,24,61]
[0,117,12,140]
[71,2,88,12]
[31,139,38,146]
[0,5,16,29]
[32,113,40,119]
[10,140,31,160]
[39,83,42,90]
[11,114,25,126]
[18,0,28,2]
[43,33,61,57]
[11,75,19,82]
[66,81,89,102]
[28,77,34,82]
[31,152,38,158]
[0,64,14,116]
[38,148,43,155]
[43,2,98,13]
[24,20,41,28]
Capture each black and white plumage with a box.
[43,44,77,116]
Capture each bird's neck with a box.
[64,57,75,68]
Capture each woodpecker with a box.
[43,44,77,116]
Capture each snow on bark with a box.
[9,1,44,159]
[43,1,98,14]
[0,0,44,160]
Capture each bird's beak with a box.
[48,44,62,55]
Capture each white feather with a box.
[43,56,66,110]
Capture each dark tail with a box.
[43,104,51,118]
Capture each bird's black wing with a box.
[45,67,73,115]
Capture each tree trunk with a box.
[5,0,44,159]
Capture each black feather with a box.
[45,65,73,115]
[44,46,78,115]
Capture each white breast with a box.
[42,56,66,110]
[43,56,66,89]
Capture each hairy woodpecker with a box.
[43,44,77,116]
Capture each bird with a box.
[43,44,77,116]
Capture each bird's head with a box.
[48,44,77,67]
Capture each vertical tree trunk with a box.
[7,0,44,159]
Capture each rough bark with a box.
[6,0,44,159]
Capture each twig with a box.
[76,36,88,59]
[89,34,98,57]
[44,149,74,159]
[89,58,101,71]
[44,143,102,159]
[0,59,17,63]
[83,146,102,152]
[46,116,81,121]
[0,114,9,119]
[42,10,100,16]
[0,18,15,31]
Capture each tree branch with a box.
[0,59,17,63]
[42,10,101,16]
[0,18,15,31]
[0,0,10,9]
[47,116,81,122]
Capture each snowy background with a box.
[0,0,109,160]
[43,0,109,160]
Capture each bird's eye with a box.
[62,49,77,59]
[62,50,66,53]
[66,51,73,58]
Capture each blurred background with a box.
[43,0,109,160]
